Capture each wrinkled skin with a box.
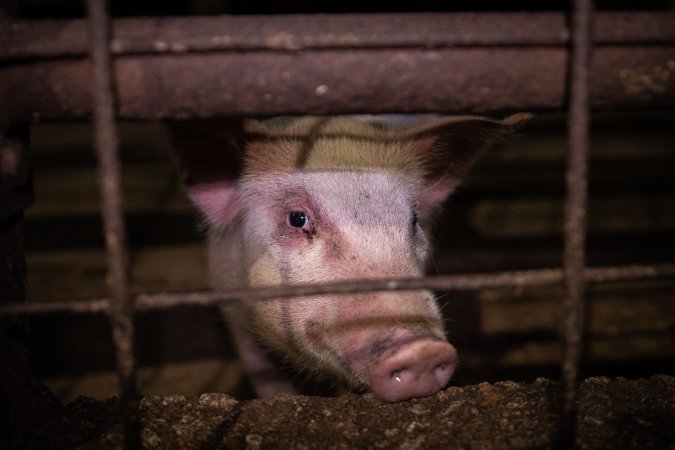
[170,114,528,402]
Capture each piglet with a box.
[170,114,528,402]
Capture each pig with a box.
[169,114,528,402]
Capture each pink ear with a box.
[187,180,240,226]
[166,120,246,227]
[400,113,531,217]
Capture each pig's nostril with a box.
[391,369,407,383]
[433,362,454,383]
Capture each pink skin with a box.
[369,337,457,402]
[187,180,240,225]
[171,114,528,401]
[236,172,455,400]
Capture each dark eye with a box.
[288,211,308,228]
[412,211,418,229]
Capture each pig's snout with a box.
[369,338,457,402]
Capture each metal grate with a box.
[1,2,675,449]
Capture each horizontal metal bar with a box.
[2,12,675,62]
[1,46,674,121]
[2,263,674,316]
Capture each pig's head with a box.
[171,114,528,402]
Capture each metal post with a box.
[0,126,34,447]
[85,0,139,448]
[561,0,593,447]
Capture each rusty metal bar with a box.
[85,0,138,448]
[560,0,593,447]
[2,13,674,62]
[1,46,674,122]
[2,12,673,123]
[0,126,32,448]
[0,13,565,59]
[2,263,674,317]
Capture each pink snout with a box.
[369,339,457,402]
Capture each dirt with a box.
[18,375,675,450]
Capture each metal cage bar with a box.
[2,263,674,316]
[561,0,593,446]
[85,0,139,448]
[1,13,675,121]
[3,12,675,59]
[0,126,33,447]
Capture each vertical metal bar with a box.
[85,0,139,448]
[0,126,33,448]
[561,0,593,447]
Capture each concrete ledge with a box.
[22,375,675,449]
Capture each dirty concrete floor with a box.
[19,375,675,450]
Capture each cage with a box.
[1,1,674,448]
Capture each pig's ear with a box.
[167,120,248,228]
[400,113,531,216]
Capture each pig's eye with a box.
[288,211,309,229]
[411,211,418,229]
